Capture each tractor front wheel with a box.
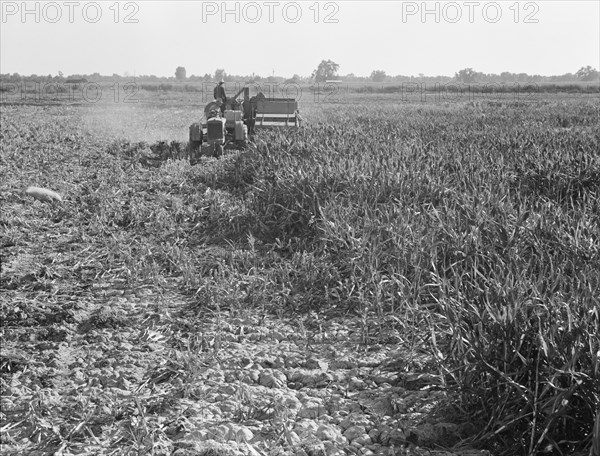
[189,142,202,165]
[188,129,202,164]
[214,144,224,158]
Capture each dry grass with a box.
[1,94,598,455]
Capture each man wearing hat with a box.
[213,80,227,114]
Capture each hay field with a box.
[1,90,598,456]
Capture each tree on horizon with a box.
[371,70,386,82]
[576,66,599,81]
[175,66,186,81]
[312,60,339,83]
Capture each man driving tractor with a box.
[213,79,227,114]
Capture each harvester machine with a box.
[189,87,301,158]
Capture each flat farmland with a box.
[0,91,598,456]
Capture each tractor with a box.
[189,86,301,159]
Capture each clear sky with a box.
[1,1,599,78]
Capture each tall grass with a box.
[1,98,597,455]
[234,100,599,454]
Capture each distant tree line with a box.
[453,66,600,83]
[1,63,598,85]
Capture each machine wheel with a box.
[214,144,224,158]
[189,140,201,159]
[188,129,202,163]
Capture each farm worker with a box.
[214,80,227,114]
